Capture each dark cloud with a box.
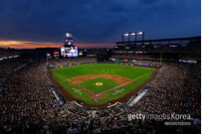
[0,0,200,46]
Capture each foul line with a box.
[54,72,94,94]
[104,72,152,94]
[132,72,152,81]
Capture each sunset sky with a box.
[0,0,200,49]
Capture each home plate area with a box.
[90,92,105,99]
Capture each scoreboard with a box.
[60,33,78,57]
[61,46,78,57]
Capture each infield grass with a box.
[79,77,119,92]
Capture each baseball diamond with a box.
[51,63,156,107]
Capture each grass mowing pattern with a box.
[53,64,156,104]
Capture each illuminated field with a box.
[52,64,156,105]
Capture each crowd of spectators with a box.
[0,60,25,85]
[0,48,11,57]
[134,63,200,114]
[0,48,18,59]
[0,48,21,84]
[111,53,160,60]
[0,57,200,134]
[49,57,97,67]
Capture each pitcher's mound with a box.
[95,82,103,86]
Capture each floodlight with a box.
[123,33,129,36]
[138,32,143,35]
[130,33,136,36]
[66,33,72,38]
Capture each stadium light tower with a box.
[64,33,73,47]
[121,31,145,45]
[130,32,136,36]
[129,32,136,42]
[123,33,129,37]
[122,33,129,43]
[137,31,145,41]
[137,31,143,35]
[122,34,124,42]
[128,33,131,42]
[66,33,72,38]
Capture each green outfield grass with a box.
[79,77,119,92]
[52,64,156,105]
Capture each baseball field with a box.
[51,64,156,106]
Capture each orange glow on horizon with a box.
[0,40,63,49]
[0,40,115,49]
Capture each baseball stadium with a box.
[0,33,200,134]
[0,1,201,134]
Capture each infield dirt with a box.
[68,74,131,84]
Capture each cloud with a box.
[0,0,200,48]
[0,40,114,49]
